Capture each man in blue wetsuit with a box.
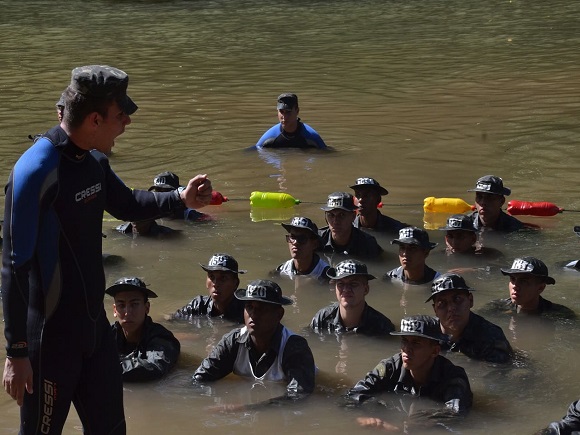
[254,93,327,149]
[1,65,212,434]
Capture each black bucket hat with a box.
[392,227,438,250]
[468,175,511,196]
[349,177,389,196]
[200,253,247,274]
[390,315,448,342]
[281,216,319,237]
[321,192,359,212]
[105,277,158,298]
[426,273,474,302]
[149,171,180,191]
[500,257,555,285]
[234,279,293,306]
[327,259,376,281]
[438,214,477,232]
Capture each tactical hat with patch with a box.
[327,259,376,281]
[234,279,293,305]
[468,175,511,196]
[392,227,438,250]
[148,171,180,191]
[438,214,477,232]
[276,93,298,111]
[574,226,580,237]
[349,177,388,196]
[390,315,448,342]
[281,216,319,237]
[321,192,359,212]
[426,273,474,302]
[105,277,158,298]
[69,65,138,115]
[200,253,247,274]
[500,256,555,285]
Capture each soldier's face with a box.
[432,290,473,336]
[400,336,439,372]
[508,274,545,310]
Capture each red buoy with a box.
[210,191,229,205]
[507,200,563,216]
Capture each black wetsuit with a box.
[1,126,184,434]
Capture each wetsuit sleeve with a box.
[281,335,316,398]
[546,400,580,434]
[193,329,239,382]
[301,123,327,149]
[254,124,281,149]
[2,140,59,358]
[346,358,396,403]
[92,151,183,222]
[121,329,181,382]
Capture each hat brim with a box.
[438,226,477,232]
[574,226,580,237]
[500,269,555,285]
[321,205,359,212]
[234,288,293,305]
[277,102,295,110]
[350,184,389,196]
[200,264,247,274]
[390,331,445,341]
[392,239,438,250]
[281,223,318,236]
[425,287,473,303]
[148,183,175,191]
[327,272,376,281]
[467,187,511,196]
[105,283,158,298]
[119,95,138,116]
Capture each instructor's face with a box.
[95,101,132,154]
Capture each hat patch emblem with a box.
[400,319,425,334]
[356,177,375,185]
[291,217,309,227]
[399,227,416,238]
[246,284,268,298]
[336,261,357,275]
[209,255,229,267]
[475,182,492,191]
[328,197,345,208]
[511,259,534,272]
[447,218,463,229]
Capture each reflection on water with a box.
[2,0,580,433]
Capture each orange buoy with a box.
[507,200,563,216]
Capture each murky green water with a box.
[1,0,580,433]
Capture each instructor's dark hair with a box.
[62,86,112,130]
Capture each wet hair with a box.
[61,86,113,130]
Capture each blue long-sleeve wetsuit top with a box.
[2,125,184,358]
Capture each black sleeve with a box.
[193,329,239,382]
[121,329,181,382]
[345,358,396,404]
[281,335,316,398]
[547,400,580,435]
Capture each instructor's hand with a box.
[3,357,33,406]
[181,174,212,209]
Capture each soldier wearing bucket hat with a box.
[467,175,524,232]
[481,257,576,318]
[273,216,330,283]
[148,171,209,222]
[1,64,213,433]
[193,279,315,401]
[439,214,504,264]
[105,277,180,382]
[319,192,383,262]
[172,254,247,323]
[384,227,441,285]
[253,93,328,149]
[311,260,395,336]
[427,273,512,363]
[346,314,473,427]
[350,177,408,235]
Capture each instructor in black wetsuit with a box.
[1,65,212,434]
